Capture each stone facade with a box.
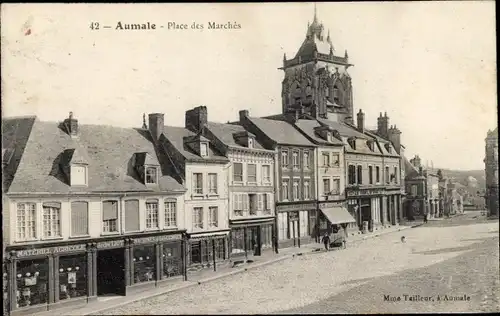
[484,128,498,217]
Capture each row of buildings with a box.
[1,8,470,316]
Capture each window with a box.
[332,178,340,194]
[124,199,140,232]
[323,178,330,195]
[58,254,87,300]
[357,165,363,184]
[145,200,159,229]
[102,201,118,233]
[258,194,264,212]
[233,194,243,216]
[42,202,61,238]
[16,203,36,240]
[327,132,333,142]
[261,225,273,249]
[293,180,300,200]
[322,153,330,166]
[247,164,257,183]
[333,85,339,103]
[233,163,243,182]
[145,166,158,184]
[292,152,299,169]
[193,173,203,194]
[193,207,203,229]
[262,165,271,184]
[394,167,398,184]
[200,143,208,157]
[248,138,254,148]
[249,194,258,215]
[208,173,218,194]
[71,164,87,186]
[348,165,356,185]
[164,200,177,227]
[208,207,218,227]
[411,185,418,196]
[303,151,309,169]
[71,201,89,236]
[385,166,390,184]
[163,242,182,278]
[281,150,288,168]
[369,166,374,184]
[133,245,156,283]
[304,180,310,200]
[299,211,309,237]
[331,154,340,167]
[376,166,380,183]
[278,212,288,240]
[282,179,289,200]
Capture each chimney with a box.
[185,106,208,134]
[148,113,164,141]
[356,109,365,133]
[63,112,79,137]
[377,112,389,138]
[419,166,423,175]
[239,110,249,123]
[388,124,402,154]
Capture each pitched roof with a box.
[2,116,37,192]
[294,119,344,146]
[162,125,228,163]
[206,122,268,151]
[5,118,185,194]
[404,157,419,178]
[317,118,368,139]
[248,117,315,147]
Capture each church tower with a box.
[280,5,354,124]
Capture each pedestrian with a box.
[424,213,428,224]
[321,232,330,251]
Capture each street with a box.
[94,213,499,314]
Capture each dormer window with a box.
[327,132,333,142]
[200,142,208,157]
[145,166,158,184]
[333,85,339,103]
[367,140,375,151]
[248,138,254,149]
[70,164,88,186]
[348,138,356,150]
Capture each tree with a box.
[437,169,443,181]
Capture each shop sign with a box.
[276,202,315,212]
[134,234,182,245]
[346,189,383,197]
[15,244,87,258]
[97,240,124,249]
[318,202,344,209]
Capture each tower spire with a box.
[314,2,318,23]
[142,113,147,129]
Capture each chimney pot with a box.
[64,111,78,137]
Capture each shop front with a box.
[186,231,230,272]
[229,217,275,261]
[346,187,387,231]
[276,201,317,249]
[317,201,357,243]
[4,231,186,315]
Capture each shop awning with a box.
[321,207,356,225]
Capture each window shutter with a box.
[103,201,118,220]
[124,200,140,231]
[243,195,249,211]
[258,194,263,210]
[233,194,239,210]
[266,193,272,209]
[71,202,88,236]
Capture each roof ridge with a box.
[1,115,37,120]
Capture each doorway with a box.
[250,227,262,256]
[97,248,126,296]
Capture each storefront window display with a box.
[261,225,273,249]
[16,258,49,308]
[231,228,245,255]
[214,238,226,260]
[162,243,182,279]
[133,245,156,283]
[58,254,87,300]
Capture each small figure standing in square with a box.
[321,232,331,251]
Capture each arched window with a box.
[333,85,339,103]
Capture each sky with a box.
[1,2,497,170]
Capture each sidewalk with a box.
[32,224,414,316]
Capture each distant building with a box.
[484,128,498,217]
[404,155,440,219]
